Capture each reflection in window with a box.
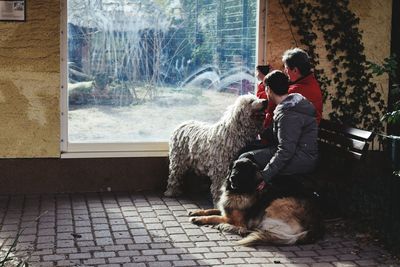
[67,0,257,143]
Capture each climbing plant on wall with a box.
[281,0,385,131]
[279,0,331,102]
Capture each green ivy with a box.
[281,0,385,131]
[281,0,331,102]
[367,55,400,134]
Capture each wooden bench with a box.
[318,119,375,161]
[314,119,375,217]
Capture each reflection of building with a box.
[67,0,257,91]
[186,0,257,73]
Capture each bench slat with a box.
[318,130,368,152]
[319,119,374,141]
[318,119,374,161]
[319,142,364,160]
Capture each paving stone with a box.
[172,241,195,248]
[314,255,339,262]
[316,248,340,256]
[96,237,114,246]
[147,262,172,267]
[42,254,66,261]
[311,263,335,267]
[83,258,107,265]
[290,257,316,263]
[108,256,132,263]
[79,245,103,253]
[188,247,211,253]
[173,260,197,266]
[76,240,95,247]
[57,232,72,240]
[118,250,141,257]
[157,254,180,261]
[104,244,126,251]
[93,251,116,258]
[332,262,358,267]
[56,260,81,266]
[337,254,361,261]
[56,240,74,248]
[274,251,296,257]
[196,258,222,265]
[123,263,146,267]
[355,259,378,266]
[127,244,150,250]
[221,257,246,264]
[250,251,274,257]
[204,252,228,259]
[226,251,252,258]
[133,255,157,262]
[56,248,78,254]
[245,257,271,264]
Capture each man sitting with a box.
[239,70,318,193]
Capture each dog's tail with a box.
[237,229,308,246]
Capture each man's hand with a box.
[256,180,266,191]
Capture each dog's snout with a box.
[262,99,268,109]
[228,175,238,190]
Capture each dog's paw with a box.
[190,217,205,225]
[237,227,251,237]
[164,188,182,197]
[214,223,233,232]
[188,210,203,216]
[215,223,250,236]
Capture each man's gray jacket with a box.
[260,93,318,182]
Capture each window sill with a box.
[61,151,168,158]
[61,142,169,158]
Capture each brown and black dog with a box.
[189,157,324,246]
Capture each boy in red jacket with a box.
[256,65,271,100]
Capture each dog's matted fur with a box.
[189,158,324,246]
[164,95,267,204]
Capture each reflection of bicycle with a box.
[180,65,257,95]
[13,2,24,11]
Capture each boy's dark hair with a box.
[256,65,270,76]
[282,48,311,76]
[264,70,289,96]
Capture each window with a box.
[61,0,259,156]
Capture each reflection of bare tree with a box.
[68,0,183,102]
[67,0,258,107]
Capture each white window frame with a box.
[60,0,265,158]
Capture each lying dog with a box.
[189,158,324,246]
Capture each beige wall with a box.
[265,0,392,119]
[0,0,393,158]
[0,0,60,158]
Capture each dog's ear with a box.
[250,160,260,170]
[242,153,256,164]
[229,160,234,170]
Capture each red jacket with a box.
[256,82,267,99]
[256,82,274,129]
[263,73,323,130]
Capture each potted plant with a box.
[368,55,400,176]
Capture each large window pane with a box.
[67,0,257,143]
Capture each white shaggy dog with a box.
[164,94,267,204]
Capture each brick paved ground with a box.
[0,192,399,267]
